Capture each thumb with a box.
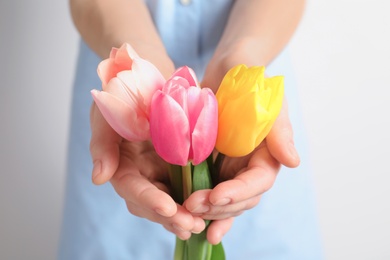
[266,98,300,168]
[89,102,122,185]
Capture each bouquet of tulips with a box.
[91,43,284,260]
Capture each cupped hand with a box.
[184,98,300,244]
[89,102,205,240]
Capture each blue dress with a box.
[58,1,323,259]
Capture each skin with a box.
[70,0,305,244]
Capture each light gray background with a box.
[1,0,389,259]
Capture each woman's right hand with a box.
[89,102,206,240]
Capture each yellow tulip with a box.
[215,65,284,157]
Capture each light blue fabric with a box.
[58,1,323,259]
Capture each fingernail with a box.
[192,229,202,234]
[92,160,102,181]
[155,208,169,217]
[191,204,210,214]
[172,223,185,232]
[192,219,206,234]
[213,198,231,206]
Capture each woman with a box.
[59,0,323,259]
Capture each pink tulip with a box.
[150,67,218,166]
[91,43,165,141]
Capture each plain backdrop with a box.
[0,0,389,259]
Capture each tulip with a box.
[91,43,165,141]
[97,43,139,88]
[215,65,284,157]
[150,66,218,166]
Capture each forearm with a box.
[215,0,305,67]
[202,0,305,91]
[69,0,174,76]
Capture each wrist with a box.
[202,37,266,92]
[215,37,268,69]
[131,42,175,79]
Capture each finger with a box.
[206,217,235,245]
[127,200,195,230]
[111,168,177,217]
[183,189,211,215]
[208,145,279,206]
[163,224,192,240]
[266,98,300,168]
[192,216,207,234]
[89,102,122,184]
[185,190,260,218]
[126,199,204,240]
[162,215,206,240]
[197,196,261,220]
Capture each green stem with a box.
[182,162,192,200]
[174,160,226,260]
[174,236,187,260]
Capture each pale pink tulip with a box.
[150,67,218,166]
[91,44,165,141]
[97,43,139,88]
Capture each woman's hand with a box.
[184,99,300,244]
[89,102,206,240]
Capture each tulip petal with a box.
[114,43,139,66]
[215,65,284,157]
[163,79,189,117]
[171,66,198,87]
[97,59,118,87]
[216,92,265,157]
[165,76,191,94]
[185,87,202,161]
[191,89,218,165]
[150,91,190,166]
[130,57,165,107]
[91,89,150,141]
[109,48,118,59]
[254,76,284,145]
[115,70,149,115]
[104,76,138,107]
[97,43,139,88]
[186,86,203,134]
[265,76,284,110]
[216,65,265,101]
